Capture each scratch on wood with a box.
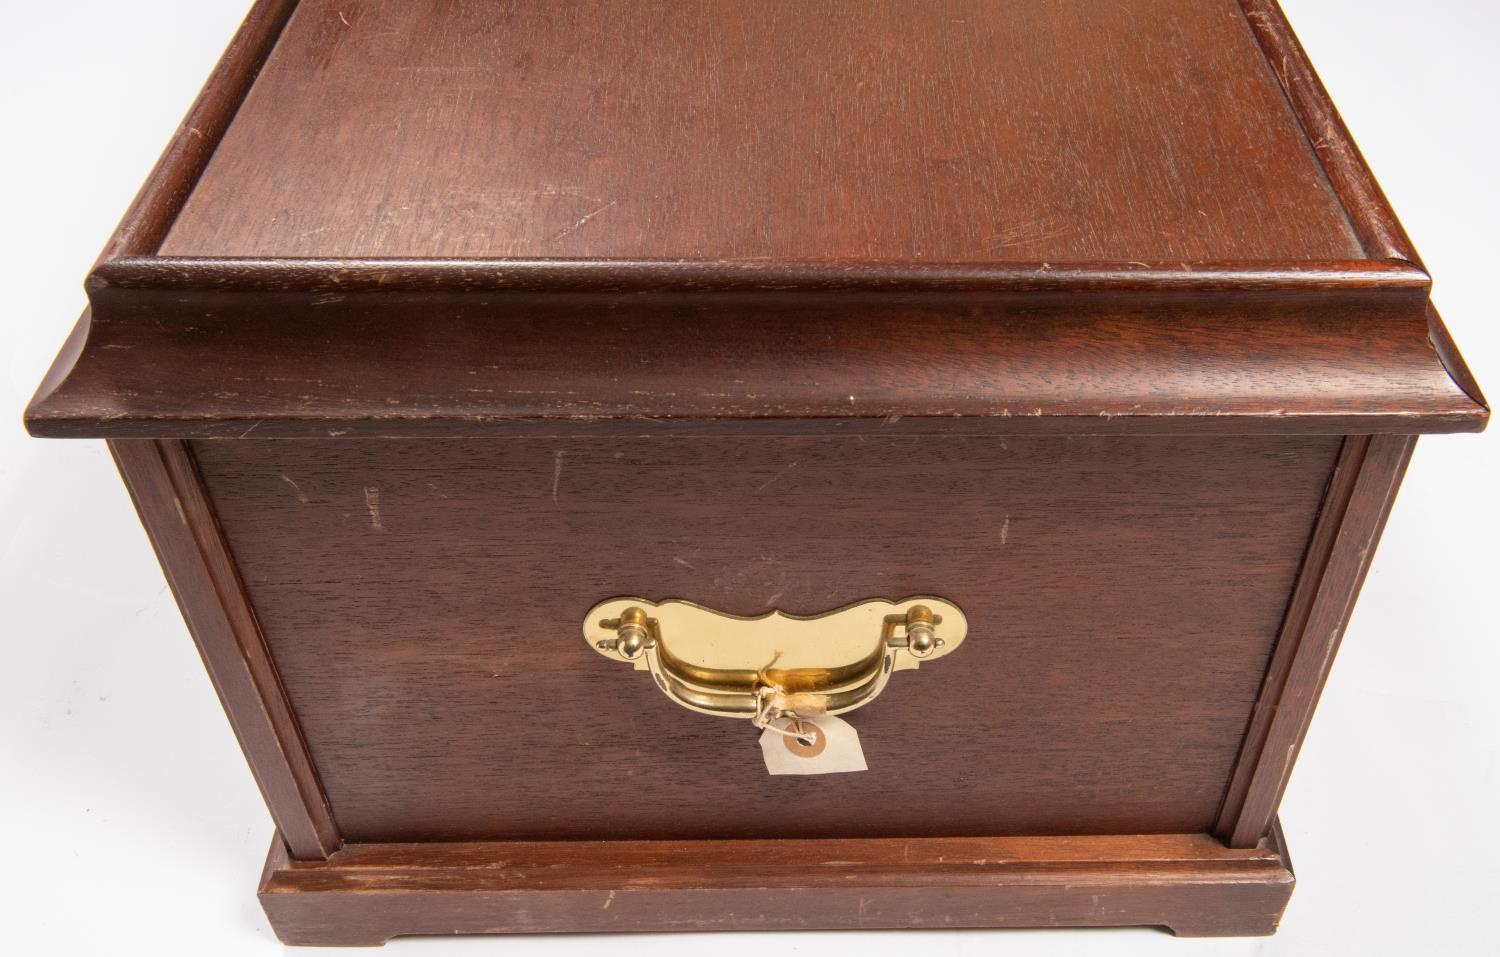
[756,460,799,493]
[552,451,565,503]
[982,219,1070,249]
[1001,514,1011,545]
[602,890,615,910]
[364,486,384,530]
[673,557,695,569]
[280,473,310,503]
[551,200,617,243]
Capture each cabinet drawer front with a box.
[191,434,1339,842]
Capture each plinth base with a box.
[258,824,1294,945]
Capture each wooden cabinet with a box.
[26,0,1486,944]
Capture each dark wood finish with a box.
[167,0,1360,261]
[191,434,1337,843]
[1428,304,1488,412]
[258,827,1296,945]
[1216,434,1416,846]
[97,0,297,262]
[25,281,1484,438]
[1239,0,1420,264]
[21,0,1490,945]
[21,0,1487,439]
[108,439,340,857]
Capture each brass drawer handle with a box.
[583,597,968,722]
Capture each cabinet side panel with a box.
[109,439,339,857]
[192,434,1340,842]
[1217,434,1416,845]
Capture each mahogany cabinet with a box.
[26,0,1486,944]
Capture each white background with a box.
[2,1,1495,954]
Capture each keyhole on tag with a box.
[783,722,827,758]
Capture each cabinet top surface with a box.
[23,0,1488,438]
[162,0,1363,262]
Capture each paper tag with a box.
[758,715,867,775]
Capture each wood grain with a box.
[1239,0,1420,264]
[20,0,1490,942]
[25,291,1484,438]
[108,439,340,857]
[23,2,1487,439]
[98,0,297,262]
[191,434,1339,843]
[258,827,1295,944]
[1216,433,1416,846]
[162,0,1361,262]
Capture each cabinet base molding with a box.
[258,824,1294,945]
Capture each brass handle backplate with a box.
[583,596,968,722]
